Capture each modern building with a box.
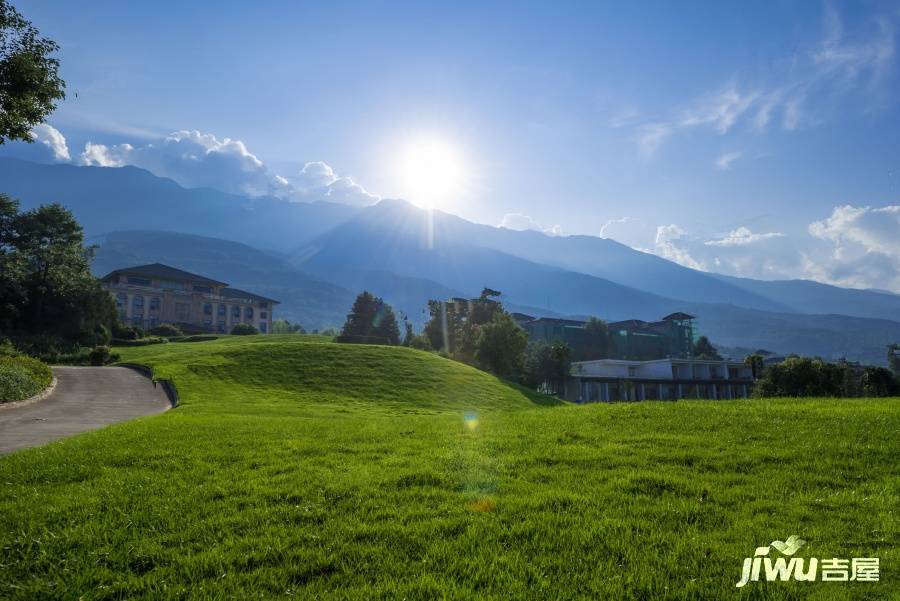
[518,312,697,360]
[564,357,755,402]
[100,263,278,333]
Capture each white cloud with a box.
[498,213,563,236]
[715,151,742,171]
[807,205,900,290]
[78,130,378,206]
[630,6,898,155]
[28,124,70,162]
[704,226,784,247]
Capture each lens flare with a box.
[464,411,479,431]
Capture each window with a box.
[231,306,241,319]
[203,319,212,328]
[260,302,268,308]
[259,322,267,333]
[245,306,253,319]
[203,303,213,315]
[159,279,182,290]
[127,277,152,286]
[217,304,226,316]
[260,311,267,319]
[116,292,127,308]
[217,321,226,333]
[149,297,160,311]
[148,316,158,327]
[194,285,212,293]
[132,295,144,316]
[628,366,637,377]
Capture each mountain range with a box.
[2,157,899,365]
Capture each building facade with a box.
[101,263,278,334]
[564,357,754,402]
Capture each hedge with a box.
[0,354,53,403]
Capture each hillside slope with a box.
[117,335,558,414]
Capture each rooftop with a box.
[101,263,228,287]
[220,287,280,304]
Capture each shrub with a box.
[148,323,183,338]
[79,324,111,348]
[112,323,144,340]
[0,354,52,403]
[89,345,112,366]
[230,323,259,336]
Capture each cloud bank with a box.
[78,130,379,206]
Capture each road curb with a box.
[0,376,58,412]
[117,363,180,407]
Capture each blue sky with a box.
[7,1,900,290]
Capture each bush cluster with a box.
[111,336,168,347]
[0,353,53,403]
[230,323,259,335]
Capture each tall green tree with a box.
[744,354,765,379]
[475,312,528,378]
[0,199,114,341]
[0,0,65,144]
[340,291,400,345]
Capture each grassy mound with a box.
[115,334,558,415]
[0,353,52,403]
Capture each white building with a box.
[565,358,754,402]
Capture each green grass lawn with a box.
[1,335,897,599]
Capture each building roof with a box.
[524,317,588,327]
[220,287,280,304]
[101,263,228,287]
[510,312,536,322]
[608,319,648,330]
[661,312,696,321]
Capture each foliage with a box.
[743,353,764,379]
[0,335,896,598]
[523,341,572,394]
[88,345,111,366]
[475,312,529,379]
[0,351,51,402]
[340,291,400,345]
[272,319,304,334]
[570,317,610,361]
[230,323,259,336]
[148,323,182,338]
[753,356,900,398]
[0,0,66,144]
[0,197,115,344]
[692,335,722,360]
[423,290,505,361]
[112,323,144,340]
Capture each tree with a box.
[0,1,66,144]
[475,312,528,378]
[744,354,765,379]
[339,291,400,345]
[0,198,115,342]
[272,319,303,334]
[572,316,610,361]
[402,321,414,347]
[693,336,722,360]
[524,341,572,395]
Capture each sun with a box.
[394,137,464,209]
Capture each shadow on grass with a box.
[499,380,565,407]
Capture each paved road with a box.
[0,366,172,455]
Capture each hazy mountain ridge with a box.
[4,159,900,364]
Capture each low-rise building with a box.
[100,263,278,333]
[564,357,754,402]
